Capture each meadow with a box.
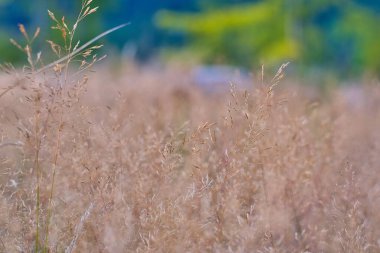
[1,1,380,252]
[1,61,380,252]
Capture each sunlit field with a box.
[1,61,380,252]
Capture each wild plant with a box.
[0,1,126,252]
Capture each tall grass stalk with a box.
[2,1,127,251]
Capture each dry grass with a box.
[1,61,380,252]
[1,2,380,252]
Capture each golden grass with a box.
[1,1,380,251]
[1,62,380,252]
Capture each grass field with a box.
[1,1,380,251]
[1,62,380,252]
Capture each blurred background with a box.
[0,0,380,83]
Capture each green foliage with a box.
[156,0,380,77]
[2,0,380,76]
[0,30,24,62]
[156,1,299,67]
[333,5,380,74]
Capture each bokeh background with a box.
[0,0,380,81]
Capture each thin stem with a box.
[34,91,42,253]
[63,3,85,85]
[43,108,63,253]
[0,236,6,252]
